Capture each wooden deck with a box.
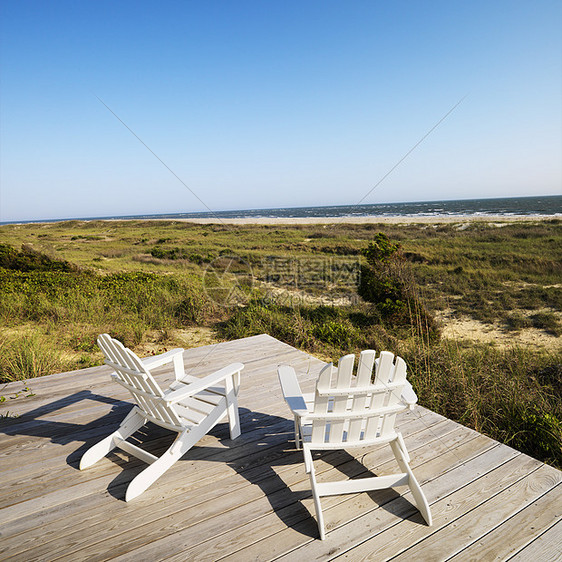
[1,334,560,561]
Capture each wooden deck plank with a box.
[165,425,486,561]
[0,407,433,545]
[448,482,562,561]
[508,520,562,561]
[0,337,315,470]
[95,415,449,561]
[332,451,539,562]
[389,462,561,561]
[228,438,517,561]
[0,408,290,522]
[3,411,434,545]
[6,410,439,560]
[0,334,560,562]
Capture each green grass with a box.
[2,219,560,319]
[0,219,561,467]
[0,333,64,382]
[402,341,562,466]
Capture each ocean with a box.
[3,195,561,225]
[97,195,562,221]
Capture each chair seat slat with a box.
[114,438,159,464]
[174,404,208,424]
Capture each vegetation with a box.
[405,342,561,467]
[0,219,560,466]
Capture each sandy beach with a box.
[129,214,557,226]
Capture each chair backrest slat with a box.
[312,364,333,442]
[379,356,407,439]
[310,350,409,447]
[97,334,183,429]
[347,350,376,441]
[363,351,396,441]
[356,350,376,386]
[329,354,355,443]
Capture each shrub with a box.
[359,235,439,339]
[362,233,401,263]
[507,408,562,465]
[505,313,532,331]
[313,320,358,347]
[531,312,561,336]
[0,243,77,272]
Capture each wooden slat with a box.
[390,463,562,561]
[364,351,394,441]
[508,520,562,561]
[448,483,562,561]
[348,350,376,442]
[311,364,332,443]
[114,438,158,465]
[317,453,547,561]
[329,354,355,442]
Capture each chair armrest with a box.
[401,380,418,409]
[164,362,244,403]
[142,348,184,370]
[278,365,309,415]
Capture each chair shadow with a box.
[0,390,133,464]
[102,408,407,538]
[1,395,407,539]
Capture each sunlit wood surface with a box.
[1,334,560,561]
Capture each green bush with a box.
[508,409,562,464]
[358,235,440,341]
[0,266,212,350]
[313,319,358,347]
[0,243,77,272]
[362,233,400,263]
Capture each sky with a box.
[1,0,561,222]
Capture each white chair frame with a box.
[278,350,432,539]
[80,334,244,501]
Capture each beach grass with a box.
[0,218,560,466]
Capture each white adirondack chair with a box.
[80,334,244,501]
[278,350,432,539]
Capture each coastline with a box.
[116,214,558,225]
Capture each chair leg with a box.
[172,352,185,381]
[125,430,189,502]
[294,415,301,449]
[390,437,432,526]
[80,408,145,470]
[125,401,228,501]
[304,447,326,539]
[224,376,241,439]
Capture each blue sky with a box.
[1,0,561,222]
